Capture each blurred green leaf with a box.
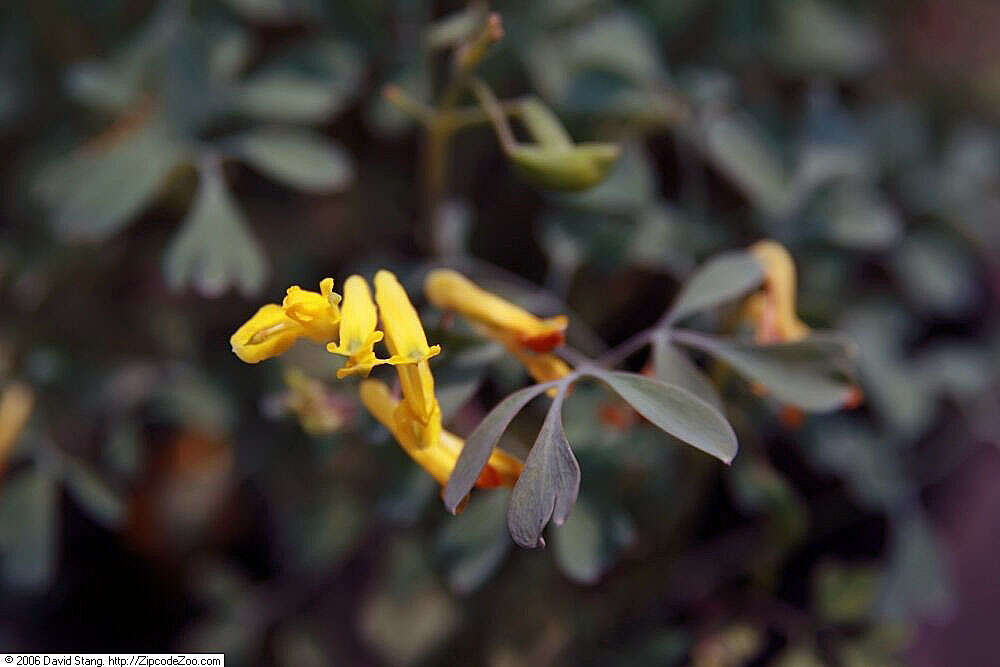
[34,123,188,241]
[231,128,354,193]
[678,333,856,412]
[63,459,125,530]
[770,0,882,77]
[436,489,510,594]
[880,510,953,621]
[359,539,459,666]
[507,389,580,548]
[65,61,139,112]
[553,496,635,584]
[164,160,268,297]
[442,382,550,513]
[235,73,341,124]
[556,142,655,213]
[665,250,763,324]
[220,0,321,23]
[814,561,880,624]
[804,417,908,509]
[424,3,488,51]
[588,369,738,463]
[0,466,58,590]
[433,342,504,420]
[288,490,364,572]
[894,231,978,317]
[698,111,792,217]
[236,39,362,123]
[818,184,901,251]
[652,333,722,410]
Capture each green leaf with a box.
[442,382,552,514]
[235,73,339,123]
[676,333,857,412]
[34,123,187,241]
[587,370,738,464]
[894,230,978,317]
[424,4,489,51]
[771,0,882,77]
[507,389,580,548]
[880,510,953,621]
[231,129,354,193]
[436,490,511,594]
[65,61,139,112]
[819,184,901,251]
[235,40,361,123]
[164,161,268,297]
[63,460,125,530]
[553,496,635,584]
[666,250,763,324]
[698,111,792,218]
[433,343,504,421]
[220,0,320,23]
[652,332,722,409]
[0,466,58,589]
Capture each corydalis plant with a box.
[231,242,859,549]
[33,0,359,297]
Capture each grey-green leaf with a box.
[676,332,856,412]
[231,129,354,193]
[436,490,511,594]
[63,460,125,530]
[34,124,187,241]
[666,250,764,324]
[507,390,580,548]
[652,332,722,409]
[442,382,552,513]
[235,73,339,124]
[587,370,738,464]
[164,161,268,297]
[0,466,58,589]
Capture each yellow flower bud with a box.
[424,269,568,352]
[744,241,810,343]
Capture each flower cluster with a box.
[230,269,568,495]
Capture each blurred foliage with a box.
[1,0,999,665]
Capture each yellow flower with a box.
[327,275,385,378]
[374,270,443,449]
[231,304,303,363]
[231,278,341,363]
[282,277,341,343]
[359,379,522,489]
[743,241,810,343]
[424,269,568,352]
[506,345,573,396]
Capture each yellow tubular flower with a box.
[282,277,341,343]
[231,304,303,363]
[359,379,522,489]
[231,278,342,364]
[745,241,810,343]
[424,269,568,352]
[374,270,442,449]
[327,275,385,378]
[506,345,572,397]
